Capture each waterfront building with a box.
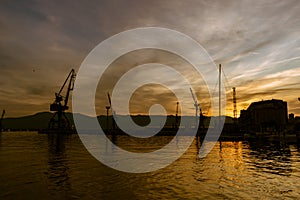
[239,99,288,133]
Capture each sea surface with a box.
[0,131,299,199]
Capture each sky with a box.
[0,0,299,117]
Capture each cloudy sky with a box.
[0,0,299,117]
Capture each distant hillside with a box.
[2,112,61,130]
[1,112,235,130]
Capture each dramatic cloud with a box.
[0,0,299,117]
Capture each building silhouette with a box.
[239,99,288,133]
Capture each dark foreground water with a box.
[0,132,299,199]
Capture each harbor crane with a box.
[107,92,116,129]
[0,109,5,131]
[48,69,76,130]
[105,105,110,130]
[190,88,199,118]
[232,87,237,123]
[175,102,179,128]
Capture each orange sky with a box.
[0,0,299,117]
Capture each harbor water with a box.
[0,131,299,199]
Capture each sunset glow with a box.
[0,0,299,117]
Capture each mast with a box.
[219,64,222,148]
[219,64,221,118]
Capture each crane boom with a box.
[107,92,117,129]
[64,69,76,107]
[0,109,5,131]
[57,69,74,96]
[50,69,76,112]
[0,109,5,120]
[190,88,197,104]
[107,92,112,107]
[190,88,199,118]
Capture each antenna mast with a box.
[219,64,221,118]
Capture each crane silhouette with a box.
[190,88,199,118]
[48,69,76,130]
[0,109,5,132]
[107,92,117,130]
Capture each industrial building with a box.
[239,99,288,134]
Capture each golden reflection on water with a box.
[0,132,299,199]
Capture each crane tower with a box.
[48,69,76,130]
[232,87,237,120]
[0,109,5,132]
